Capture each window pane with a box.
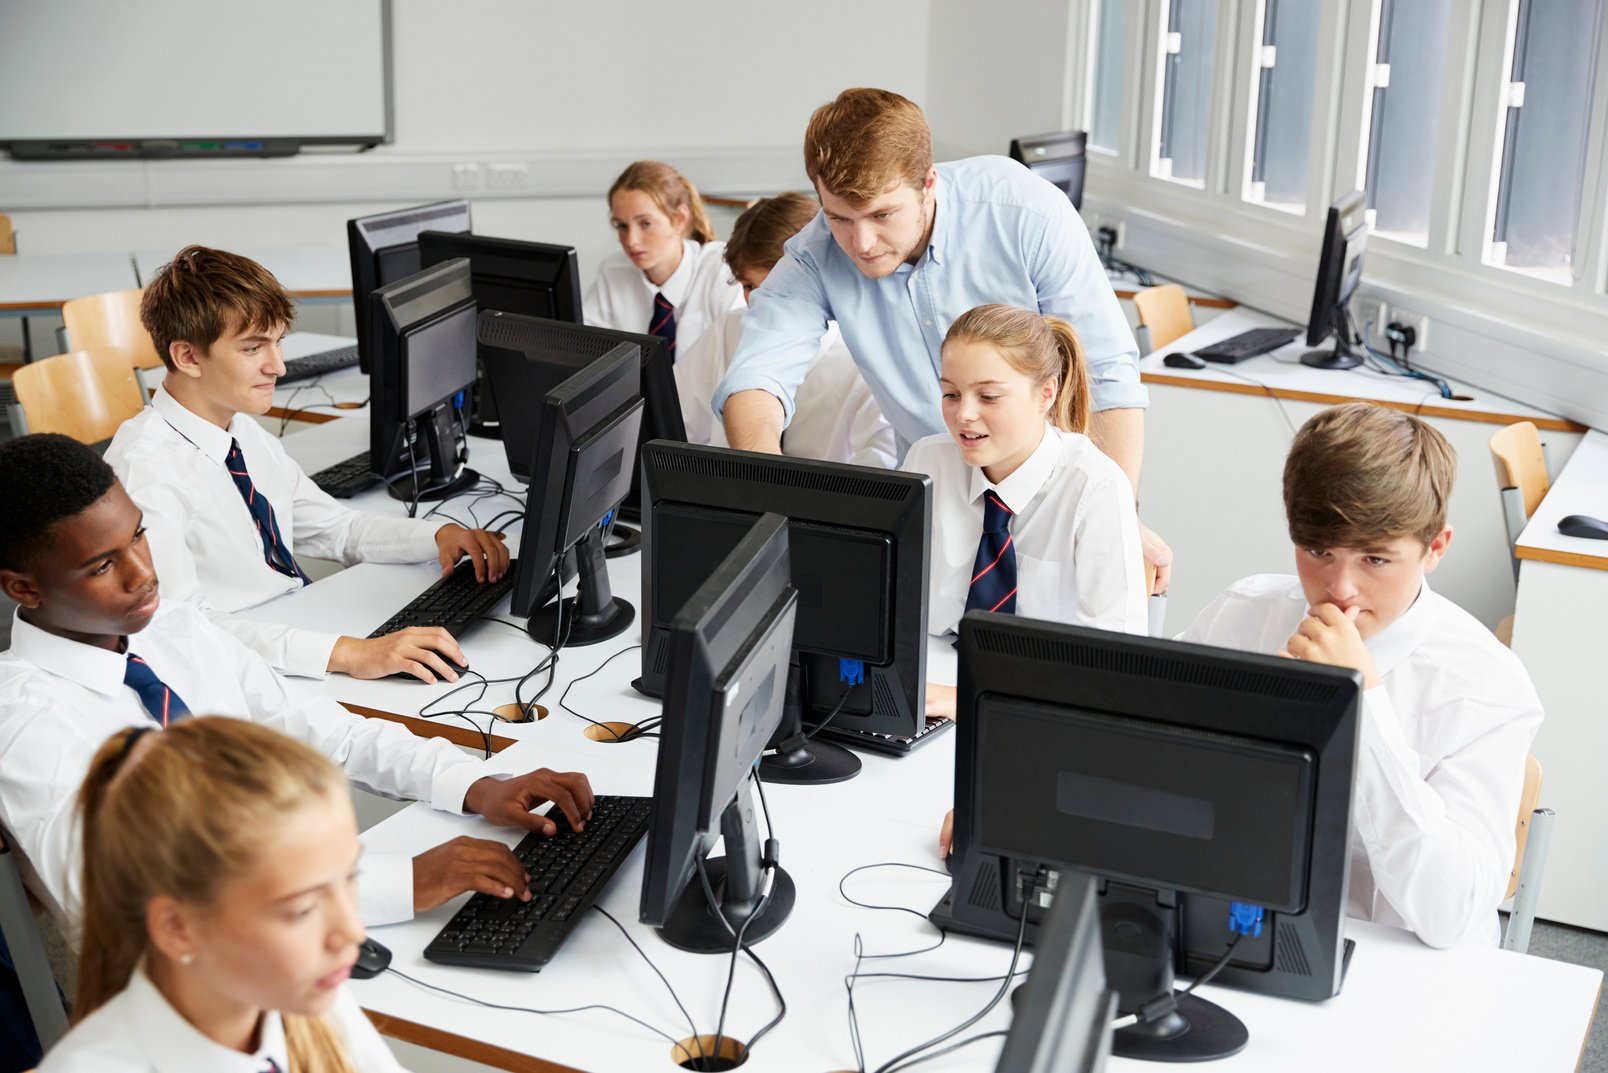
[1088,0,1128,151]
[1488,0,1605,282]
[1155,0,1218,185]
[1363,0,1452,246]
[1244,0,1320,212]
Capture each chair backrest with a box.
[0,213,15,255]
[61,288,165,371]
[13,347,146,443]
[1507,754,1543,901]
[1131,284,1194,351]
[0,828,69,1051]
[1489,421,1550,520]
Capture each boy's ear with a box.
[0,567,41,610]
[1422,524,1454,573]
[168,339,205,379]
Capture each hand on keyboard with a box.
[412,834,533,912]
[434,524,511,582]
[329,626,467,683]
[464,768,596,836]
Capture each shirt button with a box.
[924,319,933,326]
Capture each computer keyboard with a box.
[820,714,956,756]
[309,450,380,498]
[368,557,516,638]
[1193,326,1302,364]
[279,344,360,384]
[424,795,653,971]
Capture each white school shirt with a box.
[583,238,744,356]
[104,387,443,679]
[1176,574,1544,948]
[0,602,486,932]
[677,308,897,468]
[39,963,408,1073]
[900,425,1146,637]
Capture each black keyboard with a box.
[309,450,380,498]
[1193,326,1302,364]
[819,714,956,756]
[368,558,516,638]
[279,344,360,384]
[424,795,653,971]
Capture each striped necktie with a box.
[965,492,1018,615]
[225,439,309,583]
[651,291,677,360]
[123,653,190,727]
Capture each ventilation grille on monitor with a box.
[653,450,909,502]
[972,626,1343,705]
[370,203,466,231]
[478,315,626,360]
[649,634,671,676]
[1275,925,1312,976]
[966,856,1004,913]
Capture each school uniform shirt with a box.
[901,425,1147,637]
[677,308,897,468]
[0,601,488,932]
[583,238,744,357]
[714,156,1144,458]
[38,962,408,1073]
[105,387,443,679]
[1176,574,1544,948]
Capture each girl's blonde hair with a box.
[75,720,356,1073]
[943,304,1092,433]
[608,160,717,244]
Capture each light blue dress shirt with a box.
[713,155,1144,458]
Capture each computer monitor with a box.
[1302,191,1369,370]
[938,613,1360,1063]
[995,875,1116,1073]
[348,199,472,373]
[639,441,937,786]
[368,258,479,502]
[640,511,798,953]
[1010,130,1088,211]
[496,333,642,647]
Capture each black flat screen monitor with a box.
[996,875,1116,1073]
[368,258,479,502]
[417,231,582,324]
[639,441,937,785]
[1010,130,1087,211]
[939,613,1360,1063]
[640,512,798,953]
[1302,191,1369,370]
[498,335,642,647]
[348,199,471,373]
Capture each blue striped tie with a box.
[124,654,190,727]
[225,439,309,583]
[651,291,677,360]
[965,492,1017,615]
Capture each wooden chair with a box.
[0,214,15,256]
[11,348,146,442]
[1132,283,1195,352]
[1488,422,1551,644]
[60,288,165,376]
[0,829,68,1052]
[1502,754,1554,954]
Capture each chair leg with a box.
[0,848,67,1049]
[1502,807,1555,955]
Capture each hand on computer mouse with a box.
[329,627,467,683]
[925,683,957,721]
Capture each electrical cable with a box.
[1110,932,1242,1030]
[801,680,855,743]
[556,644,648,741]
[591,905,704,1048]
[382,965,680,1044]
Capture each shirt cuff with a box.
[431,754,498,815]
[284,628,342,680]
[409,520,445,561]
[713,371,798,426]
[357,849,415,926]
[1089,376,1150,412]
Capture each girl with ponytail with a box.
[42,719,406,1073]
[901,303,1149,718]
[584,160,743,360]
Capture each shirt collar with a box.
[153,384,236,465]
[125,962,289,1073]
[639,239,698,309]
[1361,578,1435,679]
[922,168,948,268]
[8,603,176,699]
[966,424,1060,513]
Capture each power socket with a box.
[1092,217,1125,252]
[1362,299,1390,338]
[1387,310,1429,356]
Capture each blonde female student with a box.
[40,719,407,1073]
[902,305,1148,719]
[584,160,743,359]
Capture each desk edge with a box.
[1514,544,1608,571]
[342,702,517,753]
[365,1008,590,1073]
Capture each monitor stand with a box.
[526,525,635,647]
[656,780,795,953]
[1299,306,1364,370]
[757,660,861,785]
[603,524,641,559]
[388,405,478,501]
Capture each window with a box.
[1088,0,1129,152]
[1154,0,1219,186]
[1360,0,1453,247]
[1243,0,1321,212]
[1485,0,1605,283]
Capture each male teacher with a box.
[713,87,1171,590]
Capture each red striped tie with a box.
[965,492,1017,615]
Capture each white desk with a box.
[0,252,139,314]
[134,245,350,301]
[1512,429,1608,931]
[268,332,371,426]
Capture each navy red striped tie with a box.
[651,291,677,360]
[226,439,309,583]
[965,492,1018,615]
[123,654,191,727]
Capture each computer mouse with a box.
[1163,351,1207,370]
[351,937,392,980]
[1557,514,1608,540]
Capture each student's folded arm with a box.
[712,252,833,435]
[1071,470,1150,635]
[1350,688,1541,949]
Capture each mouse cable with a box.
[837,862,952,959]
[590,904,704,1049]
[513,561,569,717]
[879,1030,1010,1073]
[556,644,648,742]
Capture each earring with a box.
[179,953,194,966]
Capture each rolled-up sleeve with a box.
[712,250,832,426]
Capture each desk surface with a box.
[135,244,350,299]
[1516,428,1608,571]
[0,252,140,313]
[269,332,371,425]
[1141,308,1584,432]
